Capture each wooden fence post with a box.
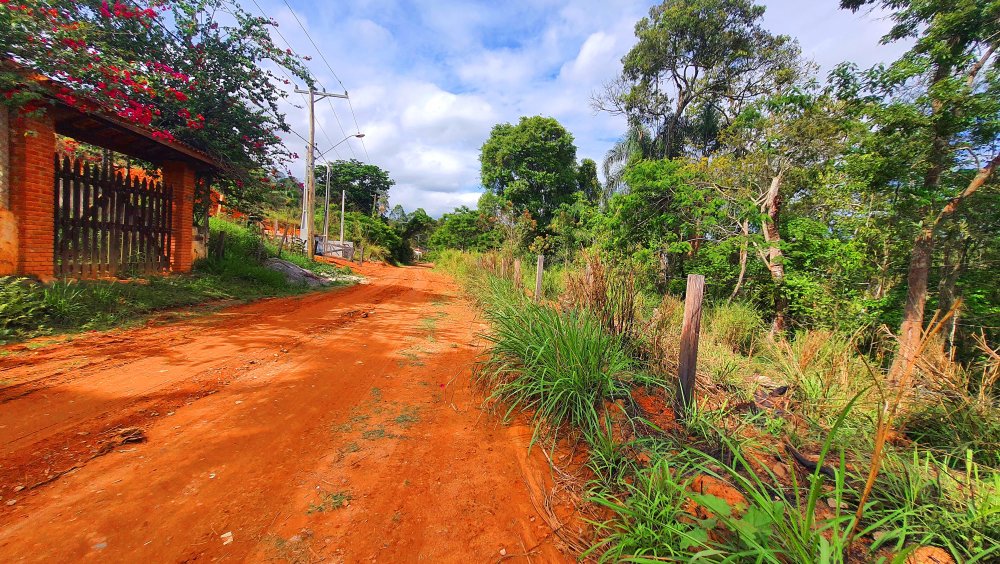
[534,255,544,302]
[677,274,705,419]
[513,258,522,289]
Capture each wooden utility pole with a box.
[534,255,544,302]
[294,87,349,259]
[321,164,331,254]
[677,274,705,418]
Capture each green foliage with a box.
[429,206,499,252]
[316,159,395,216]
[707,302,766,355]
[478,277,637,443]
[0,0,313,195]
[480,115,579,228]
[902,400,1000,467]
[864,449,1000,561]
[577,158,603,203]
[598,0,800,160]
[343,212,405,263]
[0,218,350,344]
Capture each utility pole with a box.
[321,164,331,254]
[294,87,349,258]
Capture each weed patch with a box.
[307,490,352,513]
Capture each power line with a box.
[247,0,346,162]
[347,96,371,162]
[277,0,363,161]
[259,0,357,159]
[280,0,346,91]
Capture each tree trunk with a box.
[761,170,787,334]
[894,229,933,378]
[729,220,749,303]
[937,235,969,358]
[892,151,999,377]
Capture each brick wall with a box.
[8,114,55,279]
[162,160,195,273]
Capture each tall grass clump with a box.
[431,249,480,285]
[706,302,766,355]
[478,276,639,443]
[863,449,1000,561]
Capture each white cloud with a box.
[247,0,910,217]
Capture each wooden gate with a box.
[53,155,173,278]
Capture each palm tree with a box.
[601,118,663,202]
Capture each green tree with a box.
[429,206,498,252]
[317,159,395,217]
[837,0,1000,373]
[717,85,851,333]
[577,158,603,203]
[479,116,579,228]
[594,0,800,160]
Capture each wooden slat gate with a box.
[53,155,173,278]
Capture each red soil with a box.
[0,264,572,562]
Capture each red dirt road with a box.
[0,265,572,562]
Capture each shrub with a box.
[478,276,638,443]
[0,277,48,340]
[706,302,766,355]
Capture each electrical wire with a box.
[278,0,365,161]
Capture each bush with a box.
[0,277,48,341]
[707,302,766,355]
[478,276,638,443]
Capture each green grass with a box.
[0,218,353,345]
[394,406,420,428]
[307,491,352,513]
[478,276,648,444]
[442,250,1000,562]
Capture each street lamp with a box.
[301,133,364,256]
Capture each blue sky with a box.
[244,0,909,216]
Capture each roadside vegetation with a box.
[439,250,1000,562]
[425,3,999,559]
[0,217,352,345]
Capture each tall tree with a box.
[480,116,579,228]
[594,0,800,161]
[719,85,850,333]
[838,0,1000,374]
[577,158,603,203]
[317,159,395,217]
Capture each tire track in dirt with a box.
[0,281,406,503]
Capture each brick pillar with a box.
[8,113,55,279]
[162,160,195,273]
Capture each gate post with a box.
[8,113,55,280]
[162,160,195,273]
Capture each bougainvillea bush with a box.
[1,0,313,209]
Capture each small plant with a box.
[393,407,420,428]
[307,490,352,513]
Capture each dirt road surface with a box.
[0,264,573,562]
